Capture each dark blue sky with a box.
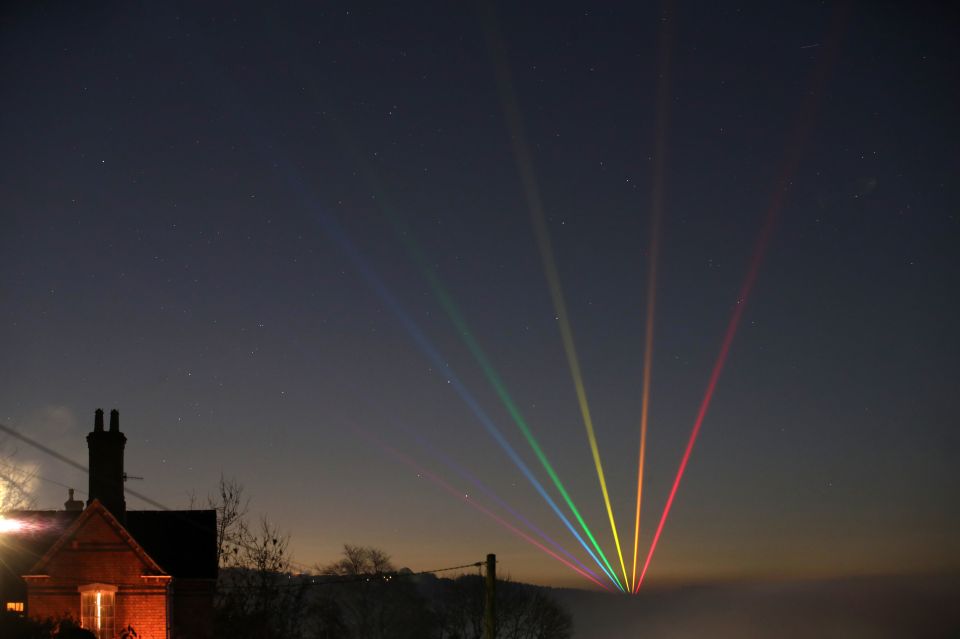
[1,0,957,587]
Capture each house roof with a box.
[126,509,218,579]
[0,504,217,597]
[30,500,168,577]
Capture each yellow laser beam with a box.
[483,10,630,589]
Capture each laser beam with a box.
[384,216,624,588]
[365,431,613,591]
[483,6,630,589]
[631,0,673,594]
[333,377,603,583]
[258,151,624,590]
[327,213,622,590]
[191,63,630,589]
[412,431,603,584]
[635,7,850,590]
[300,94,624,588]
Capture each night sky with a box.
[2,1,957,589]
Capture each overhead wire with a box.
[333,382,606,587]
[221,560,487,591]
[408,430,604,584]
[0,421,321,575]
[362,429,613,590]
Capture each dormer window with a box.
[78,584,116,639]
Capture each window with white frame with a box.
[78,584,116,639]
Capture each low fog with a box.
[553,574,960,638]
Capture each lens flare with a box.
[0,516,25,533]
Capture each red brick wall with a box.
[116,588,168,638]
[27,584,170,638]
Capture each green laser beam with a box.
[294,98,623,591]
[385,215,624,590]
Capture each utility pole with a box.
[484,553,496,639]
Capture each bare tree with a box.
[322,544,395,578]
[208,474,249,567]
[208,477,307,639]
[0,440,37,511]
[319,545,434,639]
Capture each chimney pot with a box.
[109,409,120,432]
[94,408,104,432]
[64,487,84,511]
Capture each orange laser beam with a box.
[631,0,673,594]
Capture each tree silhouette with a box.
[435,576,572,639]
[210,477,307,639]
[318,545,434,639]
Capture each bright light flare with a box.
[0,516,25,533]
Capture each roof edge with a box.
[26,499,169,578]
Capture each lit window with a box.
[5,601,24,612]
[79,585,116,639]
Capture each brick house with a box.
[0,409,217,638]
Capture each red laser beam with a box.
[359,430,613,591]
[635,249,761,591]
[636,160,786,592]
[635,6,851,592]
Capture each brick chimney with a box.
[87,408,127,520]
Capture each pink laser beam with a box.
[360,430,613,591]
